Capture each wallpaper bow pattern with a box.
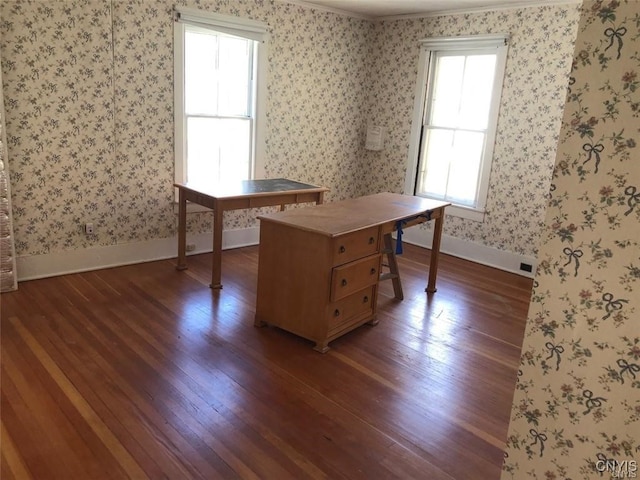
[502,1,640,478]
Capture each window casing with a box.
[174,8,268,192]
[405,35,508,222]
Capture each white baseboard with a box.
[16,227,260,282]
[398,225,536,278]
[15,224,535,282]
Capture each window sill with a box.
[444,204,486,222]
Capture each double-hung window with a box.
[174,7,268,191]
[405,35,509,221]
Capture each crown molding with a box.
[277,0,582,22]
[378,0,582,21]
[276,0,374,20]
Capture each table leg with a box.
[176,189,188,271]
[210,203,224,289]
[426,208,445,293]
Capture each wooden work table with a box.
[174,179,328,289]
[254,192,450,352]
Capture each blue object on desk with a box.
[394,212,433,254]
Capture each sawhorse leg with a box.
[381,233,403,300]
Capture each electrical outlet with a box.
[85,223,94,235]
[519,262,532,273]
[186,243,196,252]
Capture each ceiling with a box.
[292,0,576,18]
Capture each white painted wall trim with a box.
[277,0,581,22]
[277,0,374,20]
[16,224,535,282]
[398,224,537,278]
[16,227,260,282]
[379,1,582,21]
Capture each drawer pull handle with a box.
[363,296,369,303]
[339,245,346,253]
[341,279,348,287]
[334,309,340,317]
[368,236,375,244]
[370,268,376,275]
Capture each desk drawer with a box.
[327,286,375,331]
[330,254,380,302]
[332,227,379,266]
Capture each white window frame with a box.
[404,35,509,222]
[174,7,268,200]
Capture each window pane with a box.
[185,30,218,115]
[446,131,484,206]
[430,55,464,128]
[186,117,251,187]
[430,53,497,130]
[417,128,485,207]
[458,55,496,130]
[417,128,454,199]
[185,30,252,117]
[218,36,251,117]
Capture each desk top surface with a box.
[258,192,450,237]
[174,178,328,199]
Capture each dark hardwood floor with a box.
[1,243,533,479]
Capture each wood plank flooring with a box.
[1,243,533,479]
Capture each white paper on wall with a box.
[365,125,384,151]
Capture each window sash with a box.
[425,52,497,131]
[416,126,486,207]
[184,28,255,118]
[185,116,253,187]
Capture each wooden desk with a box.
[254,192,450,352]
[174,179,328,289]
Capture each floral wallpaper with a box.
[266,2,372,199]
[363,4,582,258]
[1,0,590,274]
[1,0,116,255]
[0,0,372,258]
[112,0,176,243]
[502,1,640,478]
[0,58,17,292]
